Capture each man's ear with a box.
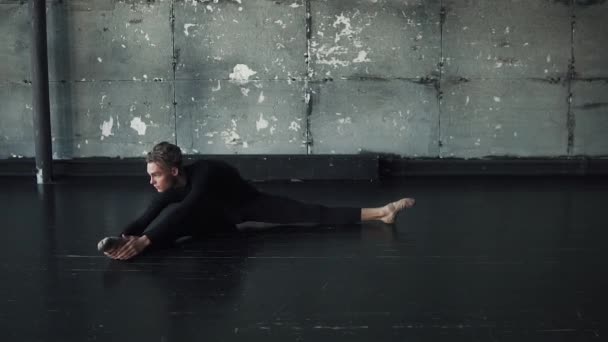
[170,167,179,176]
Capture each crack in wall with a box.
[438,2,445,155]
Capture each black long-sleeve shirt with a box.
[121,159,259,243]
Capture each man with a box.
[99,142,416,260]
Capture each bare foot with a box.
[380,198,416,224]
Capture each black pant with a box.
[142,192,361,244]
[235,192,360,225]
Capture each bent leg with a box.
[235,192,361,225]
[141,203,237,247]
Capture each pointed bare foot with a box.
[380,198,416,224]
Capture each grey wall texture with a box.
[0,0,607,159]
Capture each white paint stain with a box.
[546,54,551,63]
[130,117,147,135]
[256,113,269,131]
[495,124,502,130]
[504,26,510,34]
[212,80,222,92]
[100,116,114,139]
[121,44,126,48]
[333,13,356,44]
[97,57,103,63]
[514,131,518,137]
[289,121,301,131]
[290,2,301,8]
[221,119,241,145]
[465,96,470,106]
[274,20,287,29]
[184,24,196,37]
[338,117,352,124]
[493,96,501,102]
[258,91,265,103]
[229,64,257,85]
[474,138,481,146]
[243,141,249,148]
[315,45,351,67]
[240,87,250,96]
[353,50,371,63]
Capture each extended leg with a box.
[235,192,360,225]
[362,198,416,224]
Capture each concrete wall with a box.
[0,0,607,159]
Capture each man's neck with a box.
[174,173,187,188]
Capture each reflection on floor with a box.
[1,176,606,341]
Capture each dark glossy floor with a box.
[1,176,607,341]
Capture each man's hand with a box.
[104,235,151,260]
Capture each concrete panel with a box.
[46,0,172,82]
[574,1,608,78]
[49,80,175,158]
[175,80,307,154]
[0,3,30,81]
[572,80,608,156]
[0,81,34,158]
[443,0,571,79]
[310,0,441,79]
[440,79,568,158]
[310,80,439,156]
[174,0,306,80]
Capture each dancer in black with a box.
[99,142,415,260]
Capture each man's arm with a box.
[139,163,210,245]
[120,194,170,236]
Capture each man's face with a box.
[147,162,178,192]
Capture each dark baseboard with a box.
[379,156,608,177]
[1,155,607,180]
[0,155,380,181]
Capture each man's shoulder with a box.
[185,158,227,170]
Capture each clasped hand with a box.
[104,235,151,260]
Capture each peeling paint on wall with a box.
[221,119,241,145]
[100,117,114,140]
[229,64,257,84]
[256,113,269,131]
[130,117,147,135]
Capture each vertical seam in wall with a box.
[566,0,575,156]
[438,1,445,158]
[305,0,313,155]
[171,0,178,146]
